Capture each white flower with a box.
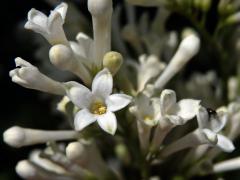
[197,106,235,152]
[65,68,132,135]
[138,55,165,92]
[25,3,68,45]
[160,89,200,125]
[9,57,65,95]
[130,93,160,127]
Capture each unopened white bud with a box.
[49,44,73,70]
[49,44,92,85]
[3,126,79,148]
[66,142,88,164]
[88,0,112,68]
[88,0,112,17]
[214,157,240,173]
[16,160,38,179]
[103,51,123,75]
[154,34,200,89]
[3,126,25,148]
[177,34,200,62]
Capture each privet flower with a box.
[159,106,234,158]
[197,106,235,152]
[128,55,165,92]
[65,68,132,135]
[9,57,65,95]
[130,93,160,152]
[151,89,200,150]
[159,89,200,125]
[25,3,68,45]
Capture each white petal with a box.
[201,129,218,145]
[167,115,185,125]
[54,2,68,20]
[217,134,235,152]
[64,81,92,108]
[171,99,200,121]
[74,109,96,131]
[197,106,209,129]
[15,57,35,68]
[160,89,176,115]
[76,32,94,59]
[92,68,113,99]
[106,94,132,112]
[48,11,64,31]
[97,112,117,135]
[24,8,47,34]
[27,8,47,27]
[212,109,228,133]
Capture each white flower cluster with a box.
[3,0,240,179]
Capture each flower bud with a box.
[66,142,88,165]
[155,34,200,89]
[214,157,240,173]
[49,44,74,70]
[88,0,112,17]
[16,160,38,179]
[49,44,92,85]
[3,126,25,148]
[103,51,123,75]
[3,126,78,148]
[88,0,113,68]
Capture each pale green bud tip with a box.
[88,0,112,16]
[3,126,25,148]
[49,44,72,70]
[103,51,123,75]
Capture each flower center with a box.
[90,101,107,115]
[144,115,153,121]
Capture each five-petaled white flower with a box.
[65,68,132,135]
[197,106,235,152]
[159,89,200,125]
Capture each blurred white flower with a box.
[136,55,165,92]
[197,106,235,152]
[160,89,200,125]
[65,68,132,135]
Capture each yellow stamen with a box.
[144,115,153,121]
[91,101,107,115]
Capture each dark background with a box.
[1,0,240,179]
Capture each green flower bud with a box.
[103,51,123,75]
